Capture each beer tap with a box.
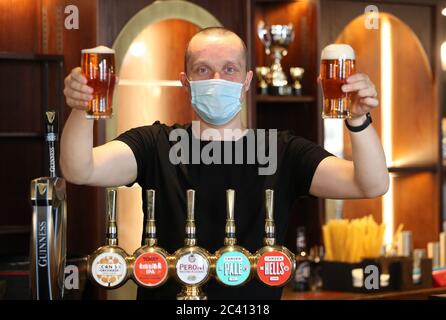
[132,189,170,288]
[173,190,211,300]
[30,110,67,300]
[214,189,252,287]
[88,189,130,289]
[254,189,295,287]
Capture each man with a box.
[61,27,389,299]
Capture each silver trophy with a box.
[290,67,305,96]
[257,21,295,95]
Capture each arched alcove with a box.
[327,12,438,249]
[103,2,222,299]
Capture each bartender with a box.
[60,27,389,299]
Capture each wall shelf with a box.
[388,166,438,174]
[256,95,315,103]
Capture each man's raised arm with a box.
[60,67,137,187]
[310,73,389,199]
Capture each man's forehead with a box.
[189,33,242,49]
[188,34,244,61]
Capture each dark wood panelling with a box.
[0,0,40,52]
[0,140,44,226]
[0,0,102,259]
[97,0,154,48]
[0,61,42,133]
[393,172,440,249]
[192,0,249,42]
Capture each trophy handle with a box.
[257,20,271,55]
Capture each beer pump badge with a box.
[216,251,250,286]
[176,253,209,285]
[92,252,127,287]
[134,252,168,287]
[257,251,292,286]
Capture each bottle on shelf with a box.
[173,190,211,300]
[254,189,296,287]
[214,189,252,287]
[293,226,311,291]
[309,245,324,291]
[132,189,170,288]
[88,189,130,289]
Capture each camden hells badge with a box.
[257,251,292,286]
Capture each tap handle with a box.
[144,189,156,242]
[226,189,235,221]
[185,189,196,243]
[45,110,58,139]
[146,189,155,221]
[106,189,117,243]
[45,110,58,178]
[107,189,117,222]
[265,189,274,221]
[265,189,275,240]
[187,189,195,221]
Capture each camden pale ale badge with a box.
[92,252,127,287]
[257,251,292,286]
[216,251,251,286]
[176,253,209,285]
[133,252,168,287]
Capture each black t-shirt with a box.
[114,121,333,300]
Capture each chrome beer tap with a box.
[88,189,130,289]
[214,189,252,287]
[132,189,170,288]
[254,189,296,287]
[30,110,67,300]
[173,190,211,300]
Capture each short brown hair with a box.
[184,27,248,74]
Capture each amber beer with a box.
[81,46,116,119]
[320,44,355,119]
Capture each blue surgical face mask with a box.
[188,78,245,126]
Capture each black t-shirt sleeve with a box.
[113,125,157,187]
[285,134,334,197]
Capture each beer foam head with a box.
[81,45,115,54]
[321,44,355,60]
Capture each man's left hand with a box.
[342,73,378,122]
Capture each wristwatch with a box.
[345,113,372,132]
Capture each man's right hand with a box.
[63,67,93,110]
[61,68,137,187]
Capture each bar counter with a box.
[281,285,446,300]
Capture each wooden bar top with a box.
[281,285,446,300]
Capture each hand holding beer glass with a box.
[81,46,116,119]
[320,44,355,119]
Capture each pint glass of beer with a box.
[81,46,116,119]
[320,44,355,119]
